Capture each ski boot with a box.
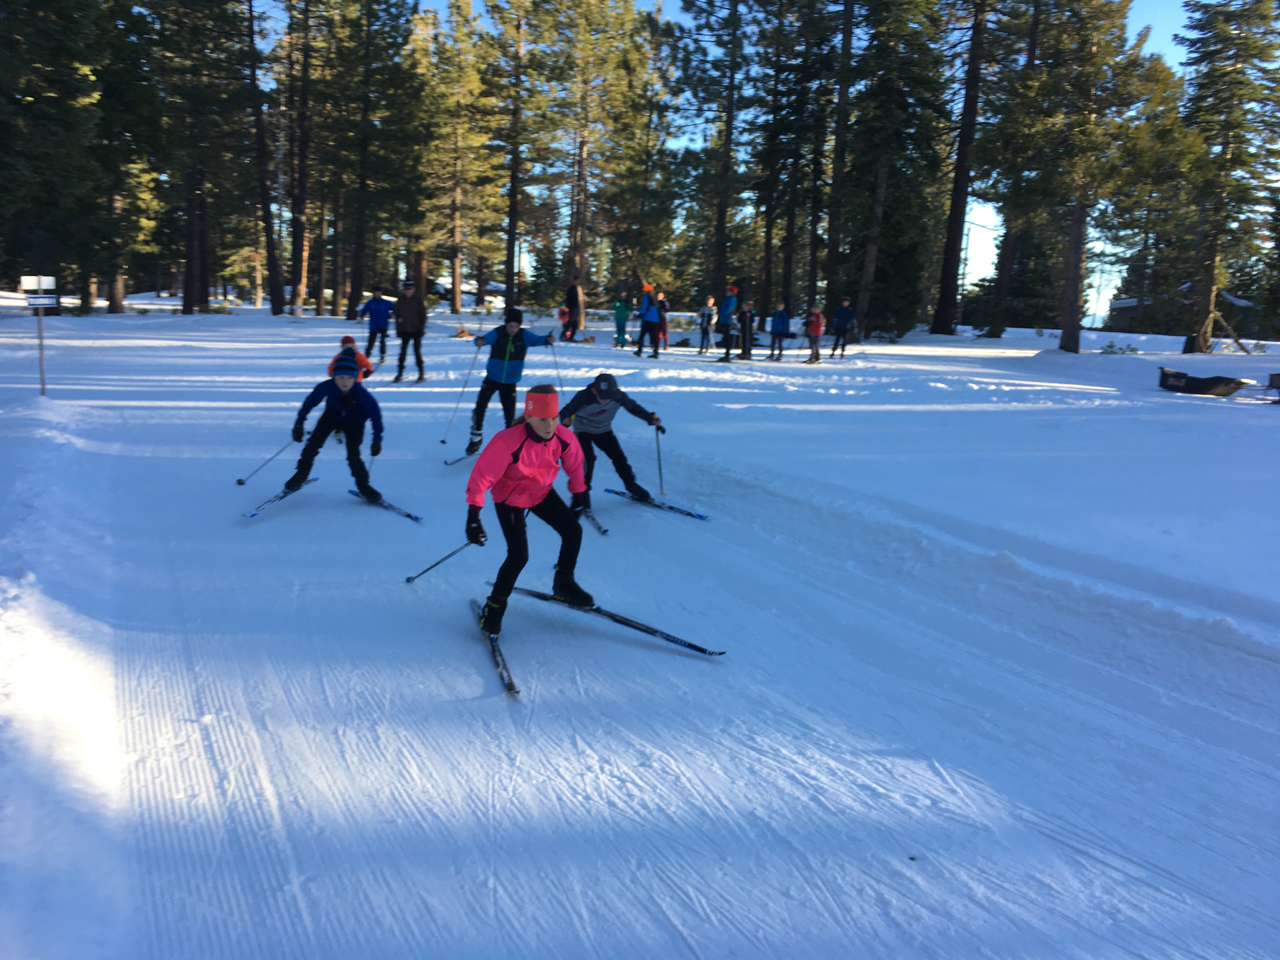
[623,479,651,502]
[552,569,594,608]
[356,482,382,503]
[284,470,308,492]
[392,372,405,383]
[479,595,507,634]
[465,430,483,456]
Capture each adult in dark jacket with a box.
[633,285,661,358]
[715,285,738,362]
[393,279,428,382]
[656,291,670,349]
[737,299,755,359]
[467,307,554,455]
[559,373,662,503]
[286,348,383,501]
[831,297,855,357]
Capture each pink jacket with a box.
[466,423,587,509]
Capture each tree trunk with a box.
[806,112,824,309]
[347,4,374,320]
[330,195,344,316]
[504,15,525,307]
[932,0,989,334]
[182,165,202,315]
[476,255,488,307]
[248,0,284,314]
[290,0,313,316]
[451,144,463,313]
[854,159,889,340]
[991,221,1016,334]
[781,171,798,312]
[312,191,328,315]
[824,0,854,305]
[712,0,738,298]
[106,188,126,312]
[1058,198,1087,353]
[761,197,774,326]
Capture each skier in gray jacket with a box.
[559,373,663,504]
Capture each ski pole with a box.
[548,336,565,392]
[236,439,294,485]
[655,425,665,496]
[405,542,473,583]
[440,347,481,445]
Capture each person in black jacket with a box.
[285,348,383,502]
[558,372,662,504]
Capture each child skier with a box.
[612,297,629,347]
[559,372,661,504]
[286,348,382,502]
[328,335,374,382]
[467,307,554,455]
[656,291,670,349]
[359,286,393,363]
[715,285,738,361]
[803,306,824,363]
[697,296,715,354]
[633,285,661,358]
[466,384,593,635]
[767,301,789,360]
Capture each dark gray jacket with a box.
[559,387,654,436]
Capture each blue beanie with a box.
[332,348,360,380]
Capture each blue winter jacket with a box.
[769,309,790,335]
[718,295,737,327]
[360,297,393,331]
[296,380,384,441]
[833,305,854,331]
[477,326,550,384]
[639,294,660,325]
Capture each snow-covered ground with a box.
[2,308,1277,959]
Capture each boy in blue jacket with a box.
[286,348,383,501]
[767,302,790,361]
[360,285,393,363]
[466,307,554,455]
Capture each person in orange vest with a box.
[328,336,375,381]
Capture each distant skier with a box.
[831,296,855,357]
[466,384,592,634]
[697,295,715,354]
[715,285,738,362]
[803,306,824,364]
[328,335,374,382]
[360,285,393,363]
[466,306,554,456]
[559,372,661,504]
[633,285,660,358]
[737,298,756,359]
[393,279,427,383]
[286,347,382,502]
[612,297,629,347]
[767,301,789,360]
[656,291,670,349]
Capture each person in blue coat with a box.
[831,296,855,358]
[767,301,790,361]
[286,348,383,501]
[715,285,738,362]
[466,307,554,455]
[633,284,661,358]
[360,285,393,363]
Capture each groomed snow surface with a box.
[1,308,1277,959]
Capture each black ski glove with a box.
[651,419,666,434]
[571,490,590,518]
[292,423,305,443]
[370,439,381,457]
[466,505,487,546]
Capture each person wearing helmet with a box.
[286,347,383,502]
[466,306,554,456]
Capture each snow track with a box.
[2,313,1277,957]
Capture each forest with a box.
[2,0,1277,351]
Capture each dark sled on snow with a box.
[1158,367,1254,398]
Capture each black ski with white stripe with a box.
[603,488,709,520]
[470,598,519,695]
[243,477,318,518]
[348,489,423,522]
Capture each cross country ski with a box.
[604,488,709,520]
[348,489,423,522]
[243,477,318,518]
[470,598,519,695]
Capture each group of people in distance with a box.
[284,305,663,637]
[357,278,428,383]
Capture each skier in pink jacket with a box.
[466,384,593,634]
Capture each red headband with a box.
[524,391,559,419]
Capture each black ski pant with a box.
[637,321,660,355]
[397,332,423,376]
[739,317,753,358]
[492,489,581,600]
[769,333,786,357]
[472,377,517,433]
[830,328,849,356]
[294,411,370,487]
[367,328,388,360]
[576,430,636,489]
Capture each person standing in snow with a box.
[466,384,593,635]
[803,306,824,364]
[559,372,661,505]
[634,284,661,358]
[329,335,374,382]
[392,279,427,383]
[466,307,554,455]
[360,285,393,363]
[715,285,738,362]
[767,301,790,361]
[831,296,855,358]
[656,291,670,349]
[286,348,382,502]
[612,297,629,347]
[737,298,756,359]
[697,295,715,354]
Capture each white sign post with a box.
[20,276,55,396]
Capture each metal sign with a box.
[20,276,56,291]
[26,295,57,307]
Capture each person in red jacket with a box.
[803,306,824,364]
[465,384,593,634]
[328,336,375,381]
